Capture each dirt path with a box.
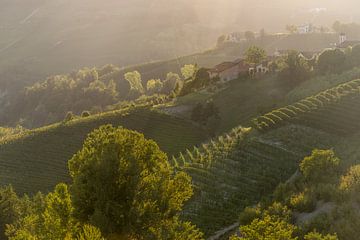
[207,222,239,240]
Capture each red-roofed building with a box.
[208,59,250,82]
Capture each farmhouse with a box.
[208,59,250,82]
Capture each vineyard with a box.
[172,125,334,236]
[0,107,207,194]
[252,78,360,134]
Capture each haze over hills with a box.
[1,0,360,91]
[3,1,360,239]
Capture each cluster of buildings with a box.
[208,33,360,83]
[207,52,312,83]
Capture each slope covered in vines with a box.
[252,78,360,134]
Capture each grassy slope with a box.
[0,107,207,194]
[163,75,288,134]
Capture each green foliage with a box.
[162,72,181,95]
[317,49,346,74]
[0,126,26,141]
[7,183,77,240]
[339,164,360,196]
[68,125,202,238]
[245,46,267,65]
[278,50,311,86]
[289,190,316,213]
[239,205,262,225]
[81,111,91,118]
[124,70,144,98]
[181,64,196,80]
[64,112,75,122]
[77,224,104,240]
[304,231,338,240]
[180,68,211,96]
[0,186,22,239]
[2,65,122,128]
[300,149,340,183]
[146,79,163,95]
[234,213,298,240]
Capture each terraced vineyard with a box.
[0,107,207,194]
[173,126,334,236]
[252,79,360,134]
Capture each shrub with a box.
[300,149,340,184]
[81,111,91,118]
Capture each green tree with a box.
[278,50,311,86]
[77,224,104,240]
[124,71,144,96]
[0,186,22,239]
[317,49,346,74]
[7,184,76,240]
[304,231,338,240]
[245,46,267,65]
[181,64,196,80]
[300,149,340,183]
[68,125,203,239]
[146,79,163,95]
[231,213,298,240]
[339,164,360,195]
[64,111,75,122]
[162,72,181,95]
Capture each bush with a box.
[239,205,261,225]
[289,190,316,213]
[64,111,74,122]
[300,149,340,184]
[81,111,91,118]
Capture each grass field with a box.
[0,107,207,194]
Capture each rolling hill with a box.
[0,107,207,194]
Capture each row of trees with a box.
[1,64,197,128]
[0,125,204,239]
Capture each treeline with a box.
[1,64,197,128]
[252,78,360,131]
[0,125,204,240]
[231,149,360,240]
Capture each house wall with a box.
[219,65,240,82]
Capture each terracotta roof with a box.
[208,61,238,73]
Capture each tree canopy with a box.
[245,46,267,65]
[68,125,203,239]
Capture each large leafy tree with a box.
[245,46,266,65]
[231,213,298,240]
[278,50,311,86]
[181,64,196,80]
[317,49,346,74]
[68,125,203,239]
[124,71,144,98]
[300,149,340,184]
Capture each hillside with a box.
[1,77,360,237]
[172,77,360,236]
[0,107,207,194]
